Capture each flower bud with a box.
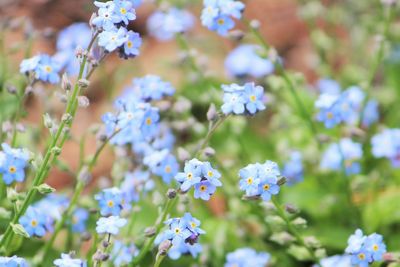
[51,146,62,156]
[228,30,245,41]
[166,189,177,199]
[285,204,299,214]
[78,79,90,89]
[250,19,260,29]
[203,147,215,158]
[62,113,72,124]
[61,73,72,91]
[206,104,217,122]
[144,226,157,237]
[35,183,56,194]
[81,232,92,242]
[78,96,90,108]
[158,240,172,256]
[6,84,17,94]
[292,217,307,229]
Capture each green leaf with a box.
[10,223,30,238]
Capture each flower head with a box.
[224,248,270,267]
[54,253,86,267]
[0,143,30,185]
[221,83,265,115]
[96,216,127,235]
[95,187,126,216]
[19,207,52,237]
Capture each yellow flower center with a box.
[218,18,225,25]
[127,41,133,48]
[191,222,196,228]
[107,200,114,207]
[358,253,365,260]
[8,166,17,174]
[207,171,213,177]
[31,219,38,227]
[247,177,253,184]
[373,244,379,251]
[250,95,256,102]
[44,65,52,73]
[145,118,152,125]
[187,173,193,180]
[174,228,180,234]
[263,184,270,190]
[327,112,334,119]
[120,7,127,14]
[165,165,171,173]
[200,185,207,192]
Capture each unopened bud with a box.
[203,147,215,157]
[24,86,34,96]
[250,19,260,29]
[144,226,157,237]
[7,188,19,202]
[270,232,295,245]
[166,189,177,199]
[158,240,172,255]
[285,204,299,214]
[206,104,217,121]
[78,166,91,184]
[51,146,61,156]
[277,176,287,186]
[304,236,321,248]
[78,96,90,108]
[177,147,190,162]
[61,73,72,91]
[81,232,92,241]
[75,46,84,58]
[228,30,245,41]
[6,84,17,94]
[62,113,72,123]
[78,79,90,88]
[102,240,110,248]
[43,113,53,129]
[292,217,307,228]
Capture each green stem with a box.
[271,197,320,264]
[0,31,99,250]
[153,253,166,267]
[359,5,393,126]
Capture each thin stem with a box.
[0,31,99,250]
[153,253,166,267]
[41,129,119,261]
[359,6,393,126]
[271,197,320,264]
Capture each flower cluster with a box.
[315,82,379,128]
[93,0,142,58]
[54,253,86,267]
[70,208,89,233]
[20,54,62,84]
[282,151,303,186]
[175,159,222,201]
[224,248,270,267]
[345,229,386,266]
[120,169,155,203]
[96,187,127,216]
[0,256,28,266]
[102,76,178,184]
[201,0,245,36]
[147,8,195,41]
[0,143,30,185]
[320,138,362,175]
[225,44,274,78]
[19,194,69,237]
[155,213,205,260]
[371,128,400,167]
[221,83,266,115]
[239,160,281,201]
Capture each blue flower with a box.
[140,106,160,138]
[194,181,216,200]
[362,100,379,127]
[113,0,136,25]
[20,56,40,73]
[71,208,89,233]
[371,129,400,164]
[96,216,127,235]
[120,30,141,58]
[0,256,29,267]
[33,194,69,221]
[20,54,61,84]
[155,213,205,260]
[258,177,280,201]
[147,8,194,41]
[225,44,274,78]
[19,207,51,237]
[54,254,86,267]
[120,169,154,203]
[0,143,30,185]
[224,248,270,267]
[346,229,366,254]
[132,75,175,101]
[316,78,341,95]
[153,153,179,183]
[364,233,387,261]
[210,15,234,36]
[111,241,139,266]
[95,187,126,216]
[282,151,303,186]
[201,162,222,187]
[317,255,351,267]
[243,83,266,114]
[201,0,244,36]
[239,160,281,201]
[98,27,128,52]
[92,3,119,30]
[175,159,203,191]
[320,138,362,175]
[350,250,372,267]
[239,164,261,196]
